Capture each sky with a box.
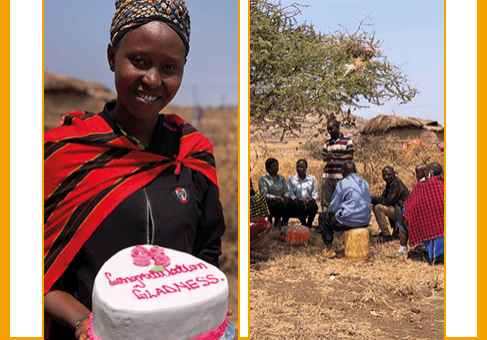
[44,0,239,108]
[44,1,443,122]
[272,0,445,124]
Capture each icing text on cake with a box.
[104,262,209,288]
[132,274,223,300]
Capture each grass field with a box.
[250,122,444,339]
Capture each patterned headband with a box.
[110,0,190,55]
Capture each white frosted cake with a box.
[88,245,229,340]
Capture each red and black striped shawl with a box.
[44,111,218,294]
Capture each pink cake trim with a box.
[88,315,228,340]
[87,313,101,340]
[190,316,228,340]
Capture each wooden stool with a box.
[344,228,370,260]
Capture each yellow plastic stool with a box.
[344,228,370,261]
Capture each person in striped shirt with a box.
[321,119,354,210]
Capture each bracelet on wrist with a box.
[75,314,90,329]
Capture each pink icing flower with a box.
[131,245,150,258]
[131,245,170,266]
[133,253,151,266]
[149,245,164,258]
[154,252,171,267]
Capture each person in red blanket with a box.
[404,164,444,263]
[44,2,227,339]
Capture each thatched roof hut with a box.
[44,71,116,132]
[359,114,444,145]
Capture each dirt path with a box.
[250,229,444,340]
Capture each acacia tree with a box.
[250,0,418,139]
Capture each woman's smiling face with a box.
[108,21,186,122]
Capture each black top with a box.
[371,177,409,208]
[50,102,225,339]
[371,176,409,228]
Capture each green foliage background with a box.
[250,0,418,138]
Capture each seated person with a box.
[250,178,271,249]
[287,159,319,228]
[258,158,293,227]
[395,164,428,255]
[415,163,428,182]
[404,168,444,264]
[371,166,409,243]
[319,162,371,250]
[428,162,444,179]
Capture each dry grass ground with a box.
[250,230,444,340]
[250,121,444,339]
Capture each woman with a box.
[258,158,293,227]
[44,2,226,339]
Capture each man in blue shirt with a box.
[319,161,371,250]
